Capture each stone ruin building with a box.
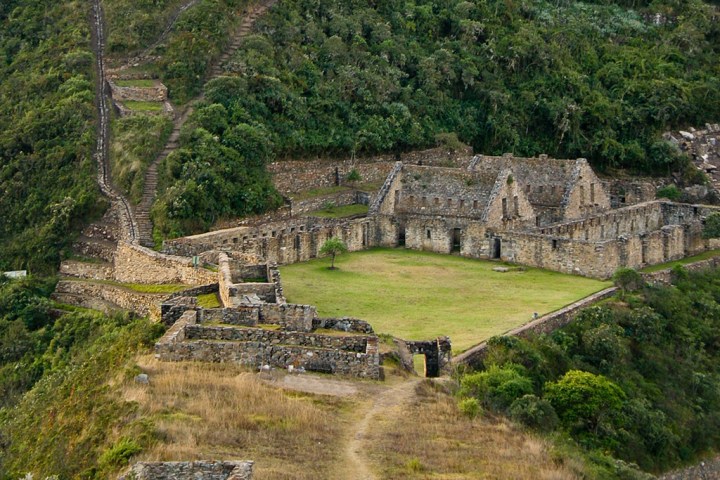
[163,153,720,280]
[155,254,452,378]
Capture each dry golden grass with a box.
[365,381,579,480]
[123,356,352,479]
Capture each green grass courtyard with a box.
[280,248,611,352]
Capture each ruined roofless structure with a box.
[163,153,720,279]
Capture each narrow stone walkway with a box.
[135,0,278,247]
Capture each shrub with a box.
[544,370,625,431]
[702,212,720,239]
[346,169,361,183]
[612,268,644,292]
[98,438,142,468]
[458,397,481,419]
[509,394,559,431]
[656,185,681,201]
[460,364,534,411]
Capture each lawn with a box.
[280,248,611,352]
[309,204,369,218]
[123,100,164,111]
[115,79,157,88]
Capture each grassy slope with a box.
[366,381,594,479]
[280,248,610,351]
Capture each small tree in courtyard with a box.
[319,237,348,270]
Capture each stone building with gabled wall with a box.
[162,153,720,280]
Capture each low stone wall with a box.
[454,287,618,368]
[119,460,253,480]
[53,280,166,320]
[268,146,473,194]
[313,317,375,334]
[186,325,370,352]
[658,456,720,480]
[290,190,367,216]
[156,318,380,379]
[114,242,216,286]
[108,80,168,102]
[202,307,259,327]
[257,303,316,331]
[59,260,114,281]
[115,100,174,118]
[642,256,720,285]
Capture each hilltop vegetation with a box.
[459,267,720,476]
[200,0,718,169]
[0,0,101,273]
[146,0,720,236]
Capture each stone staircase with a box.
[134,0,277,247]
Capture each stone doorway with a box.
[452,228,462,252]
[492,237,502,259]
[398,226,406,246]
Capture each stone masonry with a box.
[119,460,253,480]
[162,154,720,280]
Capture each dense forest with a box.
[148,0,720,236]
[0,0,102,273]
[459,267,720,477]
[205,0,719,168]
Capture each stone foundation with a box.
[52,280,165,320]
[119,460,253,480]
[114,242,216,285]
[156,310,381,379]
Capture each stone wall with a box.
[403,337,453,377]
[59,260,114,281]
[290,190,368,216]
[114,242,216,285]
[454,287,618,368]
[658,456,720,480]
[164,217,372,266]
[256,303,316,331]
[642,256,720,285]
[108,80,168,102]
[119,461,253,480]
[114,100,174,118]
[313,317,375,334]
[268,146,473,194]
[52,280,165,320]
[156,311,381,379]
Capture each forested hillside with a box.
[199,0,719,168]
[0,0,101,273]
[459,267,720,476]
[148,0,720,236]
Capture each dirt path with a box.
[264,371,421,479]
[342,378,421,480]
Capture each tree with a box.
[702,212,720,239]
[346,169,361,186]
[319,237,348,270]
[544,370,625,433]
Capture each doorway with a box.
[452,228,462,252]
[492,237,502,259]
